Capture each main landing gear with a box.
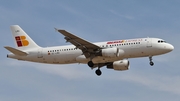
[149,56,154,66]
[88,61,102,76]
[88,61,94,67]
[95,69,102,76]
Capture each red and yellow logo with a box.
[15,36,29,47]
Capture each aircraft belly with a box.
[92,57,121,64]
[54,51,81,64]
[123,45,155,58]
[58,54,77,64]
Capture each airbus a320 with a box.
[4,25,174,76]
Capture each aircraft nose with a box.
[165,44,174,52]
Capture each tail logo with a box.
[15,36,29,47]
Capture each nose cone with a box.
[165,44,174,52]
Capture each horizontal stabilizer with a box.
[4,46,28,56]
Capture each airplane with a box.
[4,25,174,76]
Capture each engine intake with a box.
[107,60,130,71]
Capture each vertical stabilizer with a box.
[10,25,40,50]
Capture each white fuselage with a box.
[7,37,174,64]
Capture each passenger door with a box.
[146,38,152,47]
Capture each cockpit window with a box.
[158,40,166,43]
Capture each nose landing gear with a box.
[149,56,154,66]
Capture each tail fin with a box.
[10,25,40,50]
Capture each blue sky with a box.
[0,0,180,101]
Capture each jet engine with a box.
[107,60,130,70]
[101,48,124,57]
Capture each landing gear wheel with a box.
[88,61,94,67]
[95,69,102,76]
[150,62,154,66]
[149,56,154,66]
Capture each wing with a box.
[56,29,101,58]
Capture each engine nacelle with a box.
[101,48,124,57]
[107,60,130,71]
